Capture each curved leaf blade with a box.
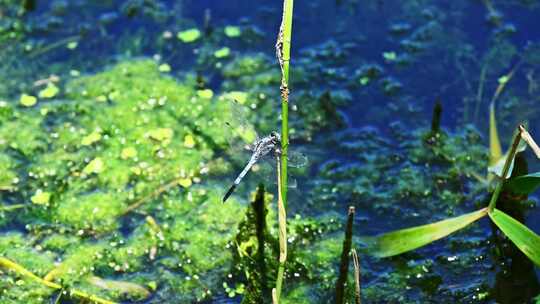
[367,208,488,258]
[489,102,502,166]
[489,208,540,266]
[504,172,540,195]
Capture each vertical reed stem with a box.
[278,0,294,209]
[274,157,287,304]
[274,0,294,302]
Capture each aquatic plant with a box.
[335,206,355,304]
[274,0,295,302]
[366,121,540,266]
[3,1,540,302]
[0,58,257,302]
[233,185,270,302]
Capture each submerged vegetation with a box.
[0,59,248,302]
[1,0,540,303]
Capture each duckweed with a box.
[38,83,59,99]
[214,47,231,58]
[19,94,37,107]
[224,26,242,38]
[177,28,201,43]
[0,59,260,302]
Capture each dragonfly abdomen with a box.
[223,157,258,203]
[222,184,237,203]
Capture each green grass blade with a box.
[489,102,502,166]
[367,208,488,258]
[504,172,540,195]
[489,208,540,266]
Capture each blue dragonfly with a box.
[222,100,307,203]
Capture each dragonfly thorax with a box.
[253,131,281,159]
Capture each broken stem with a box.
[352,249,361,304]
[519,126,540,159]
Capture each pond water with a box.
[1,0,540,303]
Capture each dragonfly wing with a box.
[287,151,308,168]
[224,121,255,154]
[287,177,298,189]
[257,150,307,170]
[253,155,300,189]
[224,99,259,148]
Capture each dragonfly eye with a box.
[270,131,281,141]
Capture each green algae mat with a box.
[0,59,348,303]
[0,60,249,302]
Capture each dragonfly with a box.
[222,100,307,203]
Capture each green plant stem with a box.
[274,0,294,303]
[28,35,80,58]
[0,203,25,211]
[0,257,116,304]
[274,157,287,304]
[280,0,294,209]
[488,126,523,211]
[274,266,285,304]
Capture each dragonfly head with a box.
[270,131,282,156]
[270,131,281,144]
